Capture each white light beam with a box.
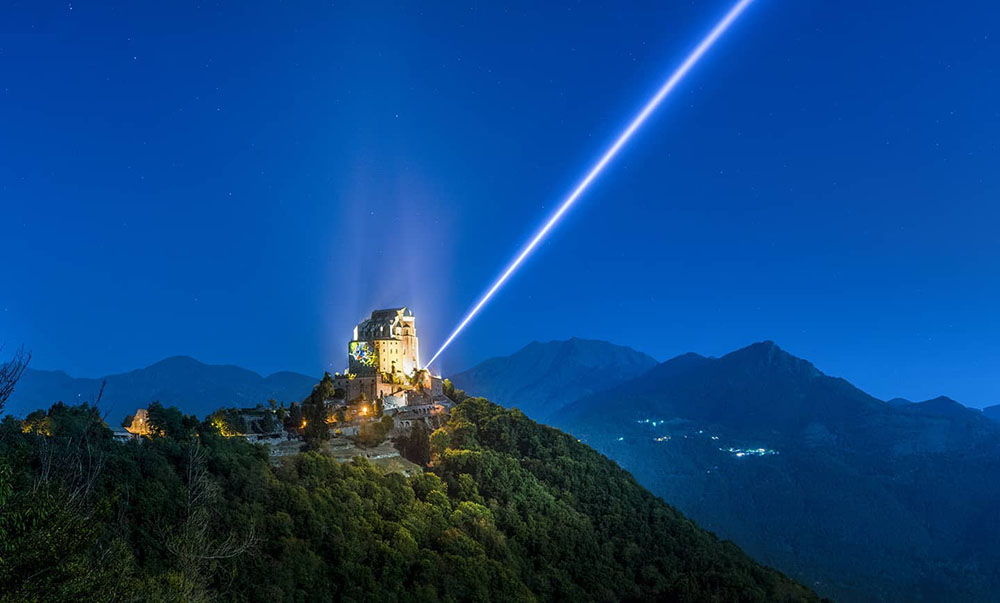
[425,0,757,369]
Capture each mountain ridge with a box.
[450,337,657,421]
[5,355,317,424]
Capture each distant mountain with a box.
[557,342,1000,456]
[885,397,912,406]
[983,404,1000,423]
[547,341,1000,601]
[5,356,317,424]
[901,395,984,418]
[450,338,657,421]
[457,339,1000,601]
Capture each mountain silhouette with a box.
[450,337,656,421]
[5,356,316,424]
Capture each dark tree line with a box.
[0,365,818,602]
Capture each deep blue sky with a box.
[1,1,997,407]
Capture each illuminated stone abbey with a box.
[349,307,420,378]
[334,307,443,405]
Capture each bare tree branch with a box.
[161,441,258,600]
[0,344,31,414]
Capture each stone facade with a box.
[334,307,442,404]
[349,307,419,377]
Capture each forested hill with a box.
[0,397,817,602]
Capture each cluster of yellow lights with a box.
[21,421,53,437]
[210,416,242,438]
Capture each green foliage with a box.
[146,401,199,440]
[0,398,817,602]
[356,414,395,449]
[257,411,277,434]
[431,398,820,602]
[304,372,336,406]
[301,405,331,450]
[207,407,249,436]
[284,402,303,431]
[0,461,17,565]
[442,378,468,403]
[300,373,337,449]
[396,421,431,466]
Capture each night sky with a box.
[1,1,997,407]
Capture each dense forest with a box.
[0,391,817,601]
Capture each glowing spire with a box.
[425,0,757,369]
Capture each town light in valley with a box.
[424,0,757,369]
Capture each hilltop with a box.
[0,396,816,602]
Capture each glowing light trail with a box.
[425,0,757,369]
